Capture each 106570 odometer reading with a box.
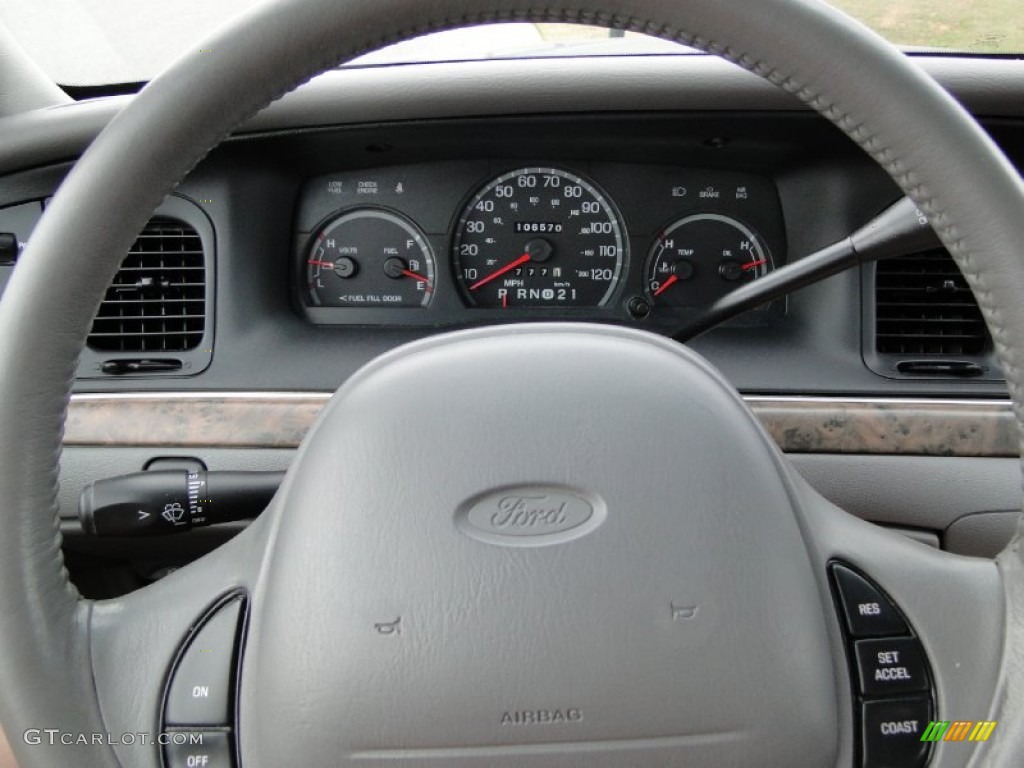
[453,168,627,308]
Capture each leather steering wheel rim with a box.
[1,1,1023,765]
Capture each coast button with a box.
[861,697,930,768]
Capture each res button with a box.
[165,599,242,726]
[831,564,909,638]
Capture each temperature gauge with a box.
[305,208,434,308]
[646,214,772,307]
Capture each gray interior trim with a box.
[945,512,1022,558]
[882,526,940,548]
[0,97,130,176]
[2,55,1024,178]
[0,20,70,117]
[789,454,1022,532]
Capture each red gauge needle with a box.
[401,269,430,285]
[653,273,679,297]
[307,259,335,268]
[469,253,531,291]
[741,258,767,271]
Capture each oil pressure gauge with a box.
[646,213,772,307]
[304,208,434,308]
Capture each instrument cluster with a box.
[293,160,786,330]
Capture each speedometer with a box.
[453,167,626,308]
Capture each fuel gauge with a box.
[305,208,434,308]
[646,214,772,307]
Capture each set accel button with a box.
[855,638,929,696]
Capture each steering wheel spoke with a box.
[793,477,1006,766]
[87,512,271,768]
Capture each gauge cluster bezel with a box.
[292,159,787,331]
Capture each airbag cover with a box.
[242,324,837,766]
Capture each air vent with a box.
[88,218,205,352]
[875,249,988,356]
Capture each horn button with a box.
[241,325,838,766]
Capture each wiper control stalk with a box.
[79,469,282,536]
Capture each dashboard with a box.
[0,100,929,394]
[3,54,1022,401]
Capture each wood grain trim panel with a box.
[65,396,326,449]
[750,399,1019,457]
[64,395,1021,457]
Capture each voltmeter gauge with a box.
[646,214,772,307]
[304,208,434,308]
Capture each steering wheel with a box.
[2,0,1023,766]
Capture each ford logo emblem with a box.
[456,486,606,547]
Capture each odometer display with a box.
[453,167,626,308]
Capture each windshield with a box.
[0,1,1020,88]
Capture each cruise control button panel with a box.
[828,563,935,768]
[162,593,246,768]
